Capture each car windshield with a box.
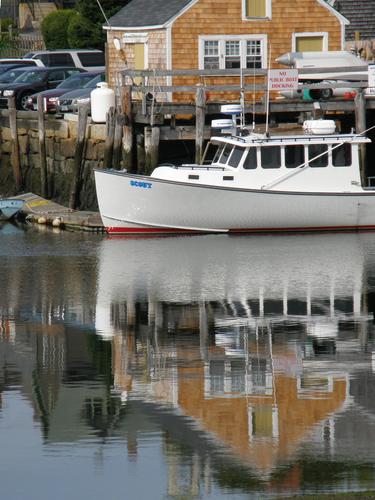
[13,70,45,83]
[57,73,99,90]
[83,74,105,88]
[0,69,27,83]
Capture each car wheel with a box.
[18,93,32,110]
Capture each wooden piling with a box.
[355,90,367,182]
[136,133,145,173]
[69,102,89,209]
[112,108,124,170]
[103,106,115,168]
[37,94,47,197]
[121,85,133,170]
[195,84,206,164]
[144,126,160,175]
[8,96,21,191]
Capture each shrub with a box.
[41,9,76,49]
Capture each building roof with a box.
[107,0,193,28]
[334,0,375,40]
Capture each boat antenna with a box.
[252,57,256,132]
[265,44,271,136]
[95,0,112,30]
[240,66,245,129]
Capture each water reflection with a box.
[95,233,375,494]
[1,230,375,497]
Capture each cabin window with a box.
[244,0,271,19]
[228,146,244,168]
[332,143,352,167]
[202,142,219,164]
[308,144,328,168]
[200,36,267,70]
[261,146,281,169]
[243,147,257,169]
[219,144,233,164]
[285,145,305,168]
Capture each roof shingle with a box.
[107,0,193,28]
[335,0,375,40]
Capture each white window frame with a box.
[242,0,272,20]
[199,34,268,70]
[292,32,328,52]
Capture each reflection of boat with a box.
[95,232,370,335]
[0,199,24,221]
[94,118,375,234]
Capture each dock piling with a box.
[8,96,22,191]
[195,84,206,164]
[37,94,47,197]
[355,89,367,182]
[69,102,89,209]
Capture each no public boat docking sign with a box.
[368,65,375,88]
[268,69,299,90]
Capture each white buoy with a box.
[52,218,61,227]
[37,216,46,224]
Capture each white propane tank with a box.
[91,82,115,123]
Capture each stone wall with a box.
[0,113,107,210]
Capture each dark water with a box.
[2,222,375,498]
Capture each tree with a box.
[67,12,104,50]
[41,10,76,49]
[75,0,124,24]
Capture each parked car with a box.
[0,66,43,86]
[0,63,39,76]
[0,58,42,67]
[0,67,83,110]
[22,50,105,71]
[56,73,106,114]
[26,71,104,113]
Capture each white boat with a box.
[0,198,24,221]
[94,115,375,234]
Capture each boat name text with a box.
[130,180,152,189]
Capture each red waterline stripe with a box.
[107,227,195,234]
[107,224,375,234]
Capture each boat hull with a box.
[0,199,24,221]
[94,170,375,234]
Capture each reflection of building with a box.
[94,233,375,491]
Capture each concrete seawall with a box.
[0,111,108,211]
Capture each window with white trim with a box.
[243,0,271,19]
[200,36,267,70]
[292,32,328,52]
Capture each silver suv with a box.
[22,50,105,71]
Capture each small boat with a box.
[0,198,25,221]
[94,110,375,234]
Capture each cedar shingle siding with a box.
[335,0,375,40]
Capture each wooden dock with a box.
[16,193,104,232]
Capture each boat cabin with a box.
[152,127,370,193]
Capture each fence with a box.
[0,34,44,58]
